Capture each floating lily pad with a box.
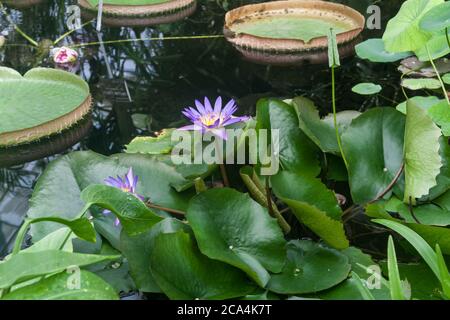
[352,83,382,95]
[268,240,350,295]
[401,78,442,90]
[224,1,364,65]
[0,67,91,147]
[78,0,197,27]
[355,38,412,63]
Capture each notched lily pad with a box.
[0,67,91,147]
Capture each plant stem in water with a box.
[331,66,349,168]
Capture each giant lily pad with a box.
[420,1,450,31]
[382,0,444,53]
[342,108,405,204]
[267,240,350,295]
[78,0,197,27]
[224,1,364,65]
[0,67,91,147]
[355,38,412,63]
[186,188,286,287]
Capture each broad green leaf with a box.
[401,78,442,90]
[22,228,75,253]
[291,97,360,155]
[2,270,118,300]
[382,0,444,52]
[349,272,376,300]
[420,2,450,31]
[428,101,450,136]
[126,129,175,155]
[149,231,255,300]
[351,83,382,95]
[396,96,442,114]
[0,67,90,146]
[120,218,189,293]
[444,73,450,85]
[271,171,349,249]
[319,278,373,300]
[415,33,450,61]
[186,188,286,287]
[0,250,119,289]
[374,219,439,279]
[27,151,192,241]
[387,236,406,300]
[268,240,350,294]
[342,108,405,204]
[256,99,320,177]
[355,38,412,63]
[28,216,96,243]
[404,100,443,202]
[81,184,163,236]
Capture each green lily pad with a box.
[0,67,90,146]
[256,98,320,176]
[396,96,442,114]
[382,0,444,53]
[342,108,405,204]
[291,97,360,155]
[420,1,450,31]
[150,231,255,300]
[415,33,450,61]
[268,240,350,295]
[401,78,442,90]
[27,151,193,242]
[355,38,412,63]
[126,128,175,155]
[386,197,450,226]
[428,101,450,136]
[186,188,286,287]
[271,171,349,250]
[2,270,118,300]
[403,100,443,203]
[352,83,382,95]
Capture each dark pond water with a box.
[0,0,403,255]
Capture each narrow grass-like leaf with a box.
[387,236,406,300]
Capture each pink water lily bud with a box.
[52,46,78,64]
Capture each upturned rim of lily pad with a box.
[224,0,365,54]
[78,0,196,25]
[0,68,92,147]
[2,0,44,9]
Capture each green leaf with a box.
[327,28,340,68]
[443,73,450,85]
[27,151,192,241]
[396,96,442,114]
[436,244,450,299]
[387,236,406,300]
[386,197,450,226]
[268,240,350,294]
[404,100,443,203]
[28,216,96,243]
[256,99,320,177]
[374,219,440,279]
[120,218,189,293]
[420,2,450,31]
[0,250,119,289]
[349,272,376,300]
[415,33,450,61]
[351,83,382,95]
[81,184,163,236]
[382,0,444,52]
[2,270,118,300]
[401,78,442,90]
[150,231,255,300]
[126,129,175,155]
[342,108,405,204]
[355,38,412,63]
[428,101,450,136]
[291,97,360,155]
[0,67,90,146]
[271,171,349,249]
[186,188,286,287]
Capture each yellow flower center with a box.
[200,113,220,127]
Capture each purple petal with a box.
[214,96,222,113]
[104,177,122,188]
[177,124,199,131]
[222,99,236,115]
[222,116,250,127]
[204,97,213,113]
[195,100,206,114]
[114,218,121,227]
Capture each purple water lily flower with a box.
[178,97,250,140]
[104,168,145,226]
